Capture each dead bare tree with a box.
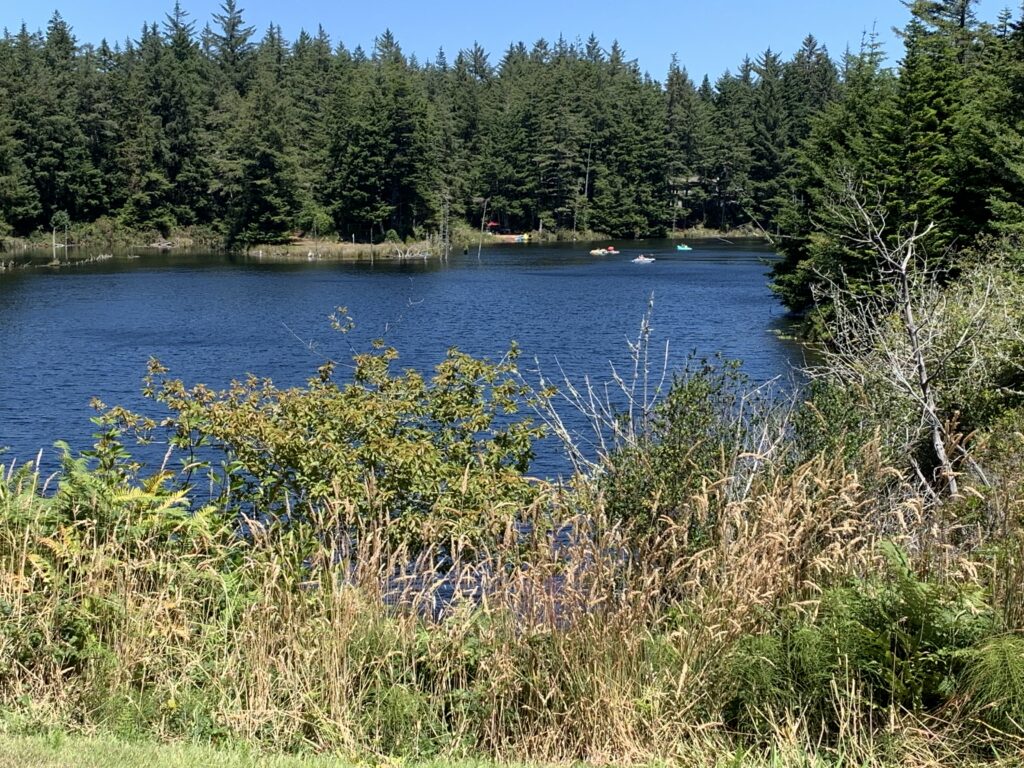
[814,182,1001,498]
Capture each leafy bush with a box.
[793,378,901,472]
[718,542,995,737]
[141,337,545,558]
[601,356,749,537]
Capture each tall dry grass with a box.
[4,422,1018,766]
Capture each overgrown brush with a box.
[1,430,1019,763]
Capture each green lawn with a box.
[0,733,356,768]
[2,731,1021,768]
[0,734,525,768]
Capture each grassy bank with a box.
[238,238,434,261]
[3,732,1022,768]
[0,223,519,264]
[0,733,360,768]
[669,224,767,240]
[0,221,748,264]
[0,220,223,254]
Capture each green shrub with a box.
[361,683,445,757]
[139,339,545,558]
[792,378,897,468]
[601,356,748,538]
[718,543,995,738]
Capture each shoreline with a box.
[0,228,770,273]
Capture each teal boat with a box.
[676,244,692,251]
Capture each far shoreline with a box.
[0,228,774,276]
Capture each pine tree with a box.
[0,29,41,234]
[287,26,334,234]
[74,40,121,221]
[664,57,711,228]
[703,61,755,230]
[449,43,493,223]
[208,0,255,94]
[749,48,789,228]
[986,6,1024,232]
[783,35,839,143]
[589,43,668,237]
[0,107,40,235]
[373,31,431,237]
[218,25,299,246]
[116,24,176,233]
[482,43,537,231]
[324,38,394,240]
[159,2,211,225]
[12,13,105,227]
[772,37,898,313]
[532,38,588,231]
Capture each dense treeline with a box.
[0,0,840,246]
[772,0,1024,315]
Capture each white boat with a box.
[632,255,655,263]
[589,248,608,256]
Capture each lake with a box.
[0,239,809,478]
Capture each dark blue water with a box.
[0,239,809,478]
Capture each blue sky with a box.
[5,0,1010,81]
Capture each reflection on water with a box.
[0,239,810,478]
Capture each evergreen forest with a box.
[0,0,837,250]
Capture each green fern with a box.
[965,634,1024,736]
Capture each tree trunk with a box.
[898,257,958,496]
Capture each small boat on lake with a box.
[589,248,608,256]
[632,254,655,263]
[606,246,620,254]
[676,244,692,251]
